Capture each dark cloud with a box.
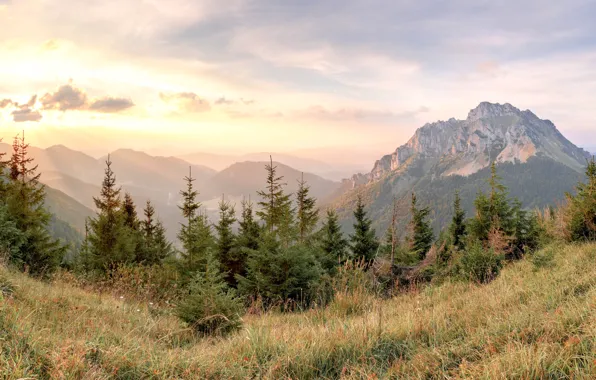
[159,92,210,113]
[88,97,135,113]
[40,84,87,111]
[12,108,42,122]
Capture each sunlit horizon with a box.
[1,0,596,162]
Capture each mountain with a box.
[332,102,590,235]
[204,161,341,202]
[44,186,95,233]
[179,151,356,181]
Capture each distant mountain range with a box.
[330,102,591,235]
[0,142,342,242]
[179,151,366,181]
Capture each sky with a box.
[0,0,595,162]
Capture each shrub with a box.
[237,238,323,309]
[455,242,503,283]
[176,255,244,336]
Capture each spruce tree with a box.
[349,195,379,265]
[256,156,295,246]
[566,157,596,241]
[237,197,260,251]
[122,192,140,230]
[469,162,514,244]
[296,173,319,243]
[176,253,243,336]
[139,200,172,265]
[449,191,467,251]
[178,167,213,274]
[408,193,434,261]
[214,196,238,286]
[319,209,348,273]
[5,132,66,275]
[87,155,135,272]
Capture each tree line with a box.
[1,132,595,336]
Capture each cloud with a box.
[12,108,42,122]
[0,99,12,108]
[40,84,88,111]
[38,82,134,113]
[215,97,234,105]
[159,92,210,113]
[296,105,430,123]
[88,97,134,113]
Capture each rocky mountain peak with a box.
[466,102,521,122]
[363,102,589,183]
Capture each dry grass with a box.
[2,243,596,379]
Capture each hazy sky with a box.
[1,0,595,161]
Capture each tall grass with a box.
[1,243,596,379]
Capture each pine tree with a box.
[5,131,66,275]
[469,162,514,245]
[214,195,238,286]
[122,192,140,230]
[319,209,348,273]
[296,173,319,243]
[178,167,213,274]
[237,235,322,307]
[237,197,260,251]
[86,155,135,272]
[408,193,434,260]
[349,195,379,265]
[449,191,467,251]
[256,156,295,246]
[176,253,243,336]
[139,200,172,265]
[566,157,596,241]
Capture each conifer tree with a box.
[87,155,135,272]
[469,162,514,244]
[122,192,140,230]
[566,157,596,241]
[141,200,156,239]
[408,193,434,260]
[178,167,213,273]
[296,173,319,243]
[5,131,66,275]
[237,197,260,251]
[349,195,379,265]
[449,191,467,251]
[256,156,295,246]
[139,200,172,265]
[214,195,239,285]
[319,209,348,273]
[176,253,243,336]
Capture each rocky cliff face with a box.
[367,102,590,182]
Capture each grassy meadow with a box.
[1,242,596,379]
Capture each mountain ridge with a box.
[331,101,590,236]
[351,102,590,186]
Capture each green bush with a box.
[455,242,503,283]
[176,255,244,336]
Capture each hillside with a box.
[44,186,95,233]
[2,243,596,378]
[332,102,590,235]
[204,160,341,202]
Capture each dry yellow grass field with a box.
[1,242,596,379]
